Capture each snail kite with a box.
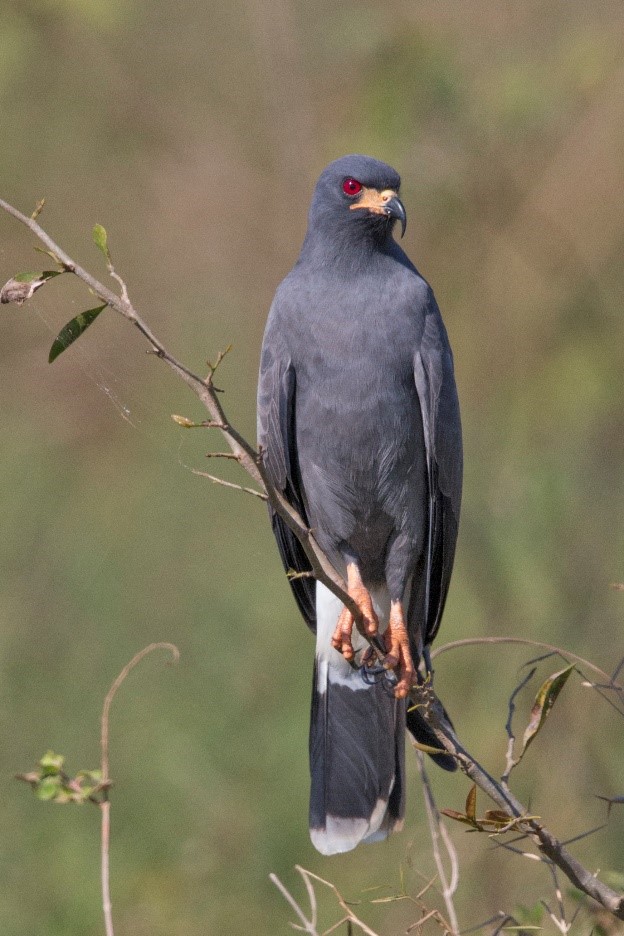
[257,155,462,855]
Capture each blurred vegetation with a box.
[1,0,624,933]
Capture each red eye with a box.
[342,177,362,197]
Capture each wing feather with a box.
[413,292,462,648]
[258,336,316,631]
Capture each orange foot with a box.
[331,563,379,661]
[383,601,417,699]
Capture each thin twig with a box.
[409,681,624,919]
[407,908,439,932]
[547,865,568,933]
[190,467,268,499]
[502,667,537,786]
[297,867,381,936]
[416,752,460,935]
[271,867,384,936]
[435,636,624,727]
[99,642,179,936]
[435,636,624,720]
[269,872,319,935]
[432,637,621,690]
[204,451,240,460]
[491,839,546,862]
[100,797,113,936]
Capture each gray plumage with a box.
[258,155,462,854]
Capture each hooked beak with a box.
[349,187,407,238]
[384,194,407,238]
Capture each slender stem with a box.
[416,753,460,935]
[101,642,179,782]
[101,800,114,936]
[99,643,179,936]
[432,636,621,689]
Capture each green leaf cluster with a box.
[17,751,104,805]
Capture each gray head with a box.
[305,155,407,250]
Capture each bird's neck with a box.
[299,228,394,275]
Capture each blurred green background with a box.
[1,1,624,933]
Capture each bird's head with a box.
[307,155,407,245]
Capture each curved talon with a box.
[384,600,417,699]
[331,607,356,659]
[359,663,399,697]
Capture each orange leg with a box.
[383,600,417,699]
[331,562,379,661]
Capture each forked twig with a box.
[271,866,382,936]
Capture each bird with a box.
[257,154,462,855]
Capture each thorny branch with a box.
[2,197,624,922]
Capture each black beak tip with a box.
[386,196,407,238]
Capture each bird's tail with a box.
[308,583,405,856]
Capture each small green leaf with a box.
[14,270,61,284]
[171,414,197,428]
[77,769,102,784]
[36,775,62,801]
[15,271,42,283]
[93,224,111,262]
[39,750,65,774]
[521,664,575,756]
[49,305,107,362]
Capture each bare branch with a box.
[410,681,624,919]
